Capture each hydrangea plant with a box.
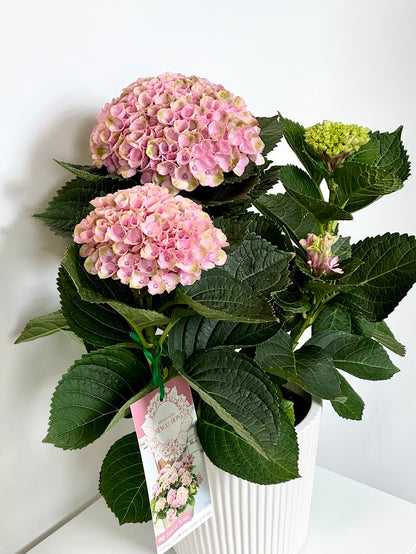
[150,455,202,525]
[16,72,416,526]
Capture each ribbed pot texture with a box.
[173,398,322,554]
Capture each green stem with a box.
[159,320,179,346]
[291,291,337,348]
[135,329,153,350]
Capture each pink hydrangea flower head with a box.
[166,508,178,526]
[89,72,265,191]
[154,497,166,513]
[73,183,228,294]
[181,471,192,487]
[166,488,177,506]
[175,486,189,507]
[299,232,344,277]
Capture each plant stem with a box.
[136,329,153,350]
[159,320,179,346]
[291,292,337,348]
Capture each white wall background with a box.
[2,0,415,552]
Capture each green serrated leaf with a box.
[222,234,293,294]
[197,404,299,485]
[34,178,122,237]
[280,116,329,184]
[15,310,67,343]
[307,330,399,380]
[350,313,376,338]
[55,160,123,181]
[280,165,353,226]
[313,305,352,334]
[100,433,151,524]
[255,330,341,399]
[44,346,149,449]
[362,128,410,182]
[337,233,416,321]
[177,269,276,323]
[167,314,280,359]
[58,266,132,347]
[257,115,284,156]
[213,213,257,253]
[176,348,282,461]
[246,213,287,250]
[105,382,154,433]
[249,165,280,200]
[334,163,403,211]
[330,372,364,420]
[61,245,170,332]
[331,236,351,260]
[372,321,406,357]
[254,193,320,243]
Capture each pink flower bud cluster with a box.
[89,72,265,190]
[300,233,344,277]
[73,183,228,294]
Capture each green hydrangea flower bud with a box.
[304,120,370,170]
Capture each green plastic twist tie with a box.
[129,332,165,400]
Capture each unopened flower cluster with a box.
[89,72,265,190]
[300,233,343,277]
[305,120,370,170]
[73,183,228,294]
[150,454,202,525]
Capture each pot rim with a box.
[295,396,322,436]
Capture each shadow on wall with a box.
[2,111,135,553]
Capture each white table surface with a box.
[28,467,416,554]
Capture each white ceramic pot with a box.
[173,397,322,554]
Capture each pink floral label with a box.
[131,376,213,554]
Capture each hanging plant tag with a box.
[131,375,213,554]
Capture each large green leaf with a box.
[257,115,284,156]
[372,321,406,357]
[44,346,149,449]
[213,213,256,252]
[99,433,151,524]
[280,116,329,184]
[312,305,351,335]
[279,165,353,225]
[177,269,276,323]
[246,213,287,249]
[255,330,341,399]
[34,178,122,237]
[330,372,365,420]
[62,245,170,331]
[58,266,132,347]
[254,193,320,242]
[333,163,403,211]
[337,233,416,321]
[222,234,293,294]
[15,310,67,343]
[354,128,410,181]
[197,404,299,484]
[174,348,282,461]
[167,314,280,359]
[307,330,399,380]
[313,305,406,357]
[331,235,352,260]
